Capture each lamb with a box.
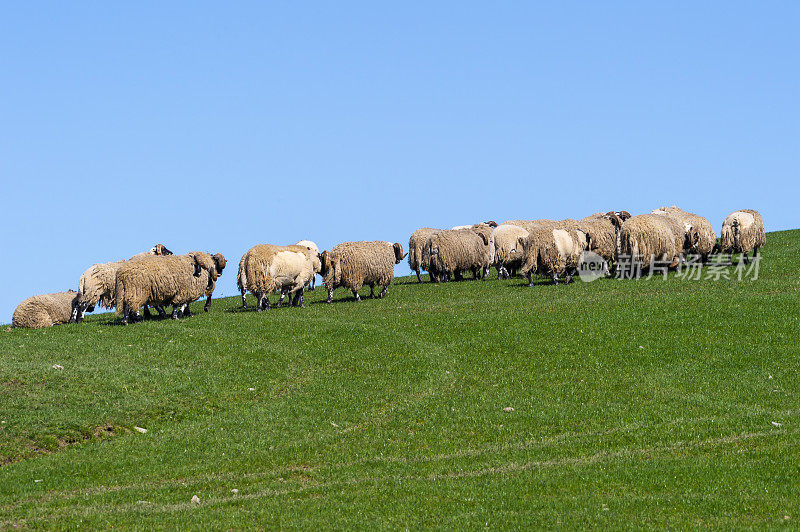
[320,241,406,302]
[519,227,591,285]
[408,228,441,283]
[616,214,697,275]
[719,209,766,264]
[294,240,321,290]
[71,244,174,323]
[651,206,717,262]
[13,291,79,329]
[114,252,218,324]
[242,244,319,310]
[425,229,492,283]
[491,224,530,279]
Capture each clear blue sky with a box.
[2,2,798,323]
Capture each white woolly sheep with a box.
[408,227,441,283]
[616,214,697,274]
[425,229,492,282]
[651,206,716,262]
[114,252,218,324]
[71,244,174,323]
[519,227,591,285]
[320,241,406,302]
[720,209,766,263]
[294,240,321,290]
[13,291,79,329]
[491,224,529,279]
[242,244,319,310]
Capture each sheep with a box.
[242,244,319,310]
[491,224,529,279]
[294,240,321,290]
[651,206,717,262]
[13,291,79,329]
[237,254,249,308]
[502,219,558,232]
[451,221,498,231]
[320,241,406,302]
[579,212,624,268]
[114,252,218,325]
[198,253,227,313]
[71,244,174,323]
[408,228,441,283]
[519,227,591,285]
[615,214,698,275]
[424,229,492,283]
[719,209,766,264]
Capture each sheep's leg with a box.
[171,306,180,320]
[379,285,388,298]
[183,304,193,318]
[369,284,375,299]
[155,306,167,318]
[526,271,534,287]
[142,305,154,320]
[121,306,129,326]
[204,295,212,312]
[552,273,560,285]
[326,287,334,303]
[240,289,248,308]
[454,271,463,282]
[498,264,507,279]
[729,252,734,265]
[277,290,286,307]
[415,269,422,283]
[133,310,143,323]
[352,290,361,302]
[743,252,750,265]
[309,277,315,291]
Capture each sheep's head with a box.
[212,253,227,279]
[485,220,498,228]
[685,227,701,251]
[392,243,407,264]
[152,244,173,256]
[604,212,623,231]
[617,211,632,221]
[319,251,332,276]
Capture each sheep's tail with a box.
[114,275,125,315]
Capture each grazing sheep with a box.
[114,252,217,325]
[321,241,406,302]
[242,244,318,310]
[720,209,766,263]
[425,229,492,283]
[579,212,624,267]
[71,244,174,323]
[492,224,530,279]
[13,291,79,329]
[294,240,321,290]
[519,227,591,285]
[652,206,717,262]
[616,214,697,274]
[408,228,441,283]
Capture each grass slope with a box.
[1,230,798,528]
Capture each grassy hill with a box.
[1,230,798,528]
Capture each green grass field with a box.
[1,230,798,529]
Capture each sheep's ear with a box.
[393,243,406,262]
[478,232,488,245]
[517,236,525,248]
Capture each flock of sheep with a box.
[11,207,766,329]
